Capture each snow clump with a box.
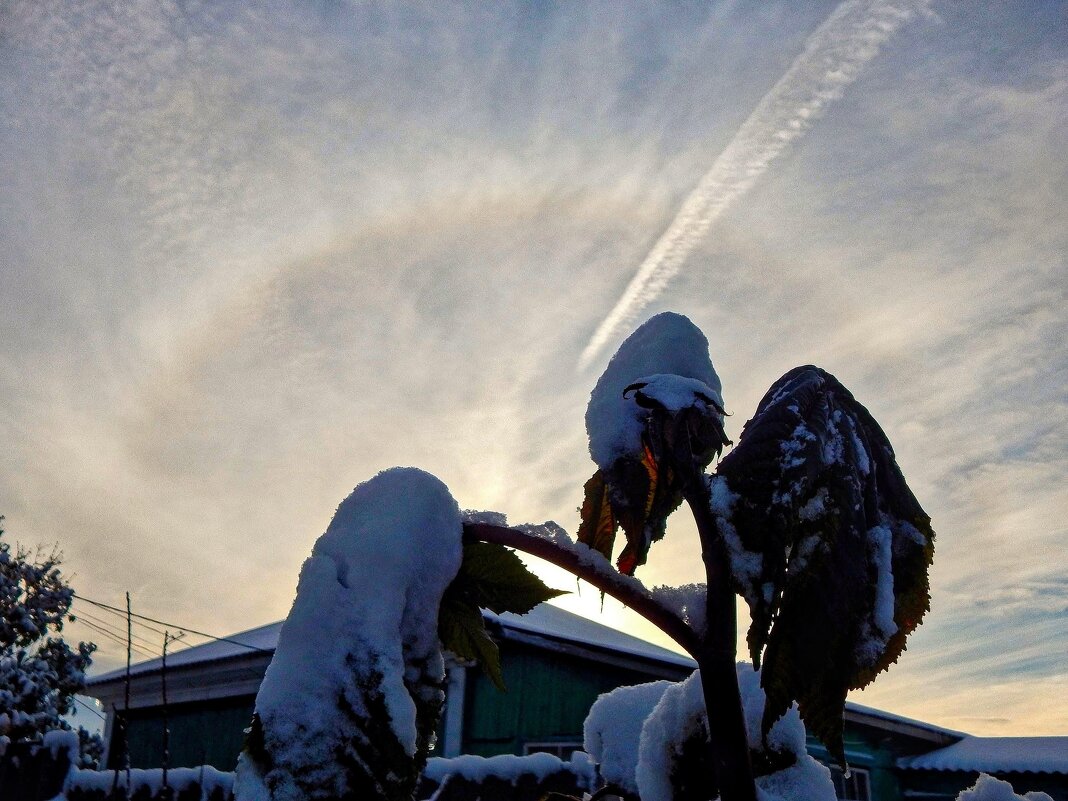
[586,665,835,801]
[586,311,723,471]
[234,468,463,801]
[584,680,673,795]
[956,773,1054,801]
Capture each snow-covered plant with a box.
[466,312,933,801]
[234,469,560,801]
[585,666,836,801]
[239,312,932,801]
[0,516,98,755]
[711,366,934,764]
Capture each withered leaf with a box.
[713,366,934,767]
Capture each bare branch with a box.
[463,522,702,657]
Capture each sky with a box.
[1,0,1065,737]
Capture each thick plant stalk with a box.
[467,516,758,801]
[686,481,758,801]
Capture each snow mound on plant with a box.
[584,680,673,794]
[635,666,835,801]
[956,774,1054,801]
[234,467,463,801]
[586,312,723,470]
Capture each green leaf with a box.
[439,541,566,691]
[438,593,506,691]
[454,541,566,615]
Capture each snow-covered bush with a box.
[0,516,98,761]
[474,311,933,801]
[585,666,835,801]
[955,773,1054,801]
[234,469,561,801]
[234,469,465,801]
[231,311,932,801]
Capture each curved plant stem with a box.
[463,522,702,657]
[466,500,758,801]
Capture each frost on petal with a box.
[235,468,463,801]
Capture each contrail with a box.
[578,0,931,370]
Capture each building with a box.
[86,604,1068,801]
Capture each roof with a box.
[485,605,696,670]
[899,736,1068,775]
[88,603,695,686]
[843,701,965,745]
[86,605,975,750]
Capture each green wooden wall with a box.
[109,696,255,771]
[460,640,673,757]
[807,729,898,801]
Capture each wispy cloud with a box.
[1,1,1065,735]
[579,0,932,369]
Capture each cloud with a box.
[579,0,933,368]
[1,1,1065,736]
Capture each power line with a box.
[73,607,165,653]
[78,618,157,660]
[74,696,108,722]
[72,602,197,654]
[74,598,171,639]
[73,594,274,654]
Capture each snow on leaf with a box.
[712,366,934,768]
[582,313,728,575]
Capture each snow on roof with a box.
[89,619,281,684]
[899,737,1068,775]
[486,604,696,669]
[89,603,695,686]
[844,701,965,741]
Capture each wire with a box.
[73,594,274,654]
[78,619,158,660]
[74,598,171,639]
[72,607,165,653]
[73,598,196,650]
[74,696,108,722]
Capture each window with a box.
[523,741,584,760]
[828,765,871,801]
